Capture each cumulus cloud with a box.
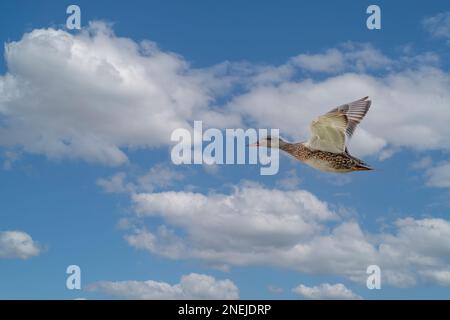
[86,273,239,299]
[97,163,185,194]
[1,23,450,165]
[130,182,338,254]
[0,22,239,165]
[292,283,362,300]
[228,66,450,158]
[0,230,42,259]
[125,183,450,288]
[423,11,450,44]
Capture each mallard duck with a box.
[250,96,372,173]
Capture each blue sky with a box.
[1,0,450,299]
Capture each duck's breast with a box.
[303,158,353,173]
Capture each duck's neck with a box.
[278,138,291,151]
[279,141,308,158]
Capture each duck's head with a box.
[248,135,286,148]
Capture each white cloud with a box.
[292,49,346,73]
[411,158,450,190]
[125,183,450,288]
[425,162,450,188]
[421,269,450,286]
[0,22,239,165]
[97,172,135,193]
[137,163,185,192]
[1,23,450,165]
[86,273,239,299]
[2,21,450,168]
[291,43,392,73]
[423,11,450,44]
[228,66,450,158]
[0,230,42,259]
[375,218,450,287]
[292,283,362,300]
[2,23,450,288]
[130,182,338,252]
[97,163,185,194]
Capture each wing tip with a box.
[359,96,372,109]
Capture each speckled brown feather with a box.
[280,142,372,172]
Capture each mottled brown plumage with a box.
[280,142,371,173]
[251,96,373,173]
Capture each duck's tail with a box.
[345,148,373,171]
[352,163,373,171]
[352,159,373,171]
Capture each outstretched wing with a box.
[305,96,371,153]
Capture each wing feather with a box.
[305,97,371,153]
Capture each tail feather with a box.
[352,163,373,171]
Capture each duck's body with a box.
[251,96,373,173]
[280,142,371,173]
